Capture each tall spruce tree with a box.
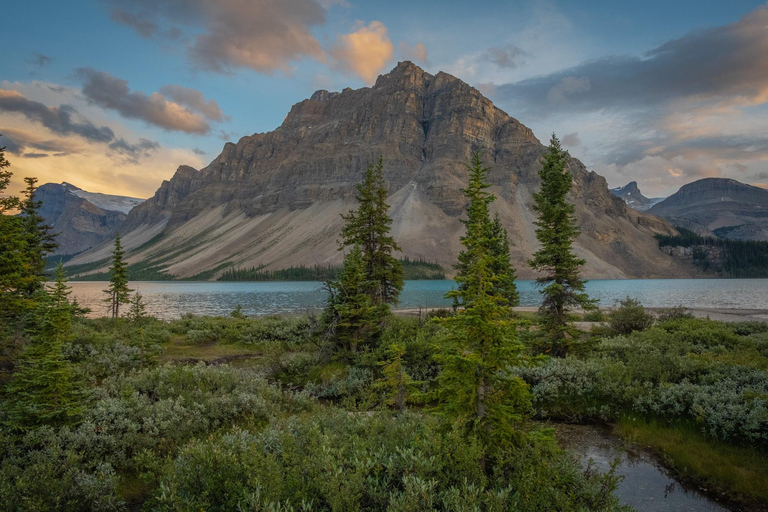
[0,147,44,328]
[19,177,57,296]
[4,263,82,428]
[0,138,17,213]
[489,214,519,307]
[448,151,519,308]
[104,234,132,318]
[529,134,594,356]
[340,158,403,308]
[319,244,377,354]
[437,151,531,467]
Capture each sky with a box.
[1,0,767,199]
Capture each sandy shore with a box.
[395,306,768,323]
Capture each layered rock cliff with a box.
[68,61,692,279]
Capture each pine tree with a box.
[19,177,57,296]
[0,148,37,326]
[529,134,594,356]
[104,234,133,318]
[0,137,18,213]
[4,263,82,429]
[448,151,519,308]
[375,343,417,412]
[436,151,531,466]
[340,158,404,308]
[489,214,519,307]
[319,244,378,355]
[126,291,148,323]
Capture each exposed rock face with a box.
[650,178,768,240]
[37,183,143,255]
[69,61,692,279]
[610,182,664,211]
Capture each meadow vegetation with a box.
[2,142,766,510]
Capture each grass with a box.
[616,415,768,504]
[157,334,262,363]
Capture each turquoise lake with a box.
[67,279,768,319]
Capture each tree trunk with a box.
[477,374,487,472]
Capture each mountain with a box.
[610,181,664,211]
[649,178,768,241]
[66,61,693,280]
[37,182,144,256]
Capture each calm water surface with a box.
[68,279,768,319]
[558,424,730,511]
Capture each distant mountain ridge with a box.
[37,182,144,255]
[649,178,768,241]
[65,61,693,280]
[610,181,664,211]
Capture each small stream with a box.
[556,424,732,512]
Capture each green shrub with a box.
[608,297,654,335]
[654,305,693,322]
[583,309,606,322]
[517,319,768,445]
[0,428,124,511]
[152,410,627,511]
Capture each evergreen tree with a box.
[375,343,417,412]
[0,137,18,213]
[4,263,82,428]
[19,177,57,296]
[126,291,148,323]
[0,148,37,327]
[529,134,594,356]
[489,214,519,307]
[448,151,519,308]
[319,245,378,355]
[340,158,404,307]
[436,151,532,467]
[104,234,133,318]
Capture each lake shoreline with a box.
[395,306,768,323]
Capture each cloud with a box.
[562,132,581,147]
[0,91,160,163]
[28,52,53,67]
[158,84,228,122]
[398,42,428,64]
[546,76,590,104]
[330,21,394,83]
[105,0,327,74]
[108,138,161,163]
[484,4,768,195]
[496,5,768,115]
[217,129,235,141]
[192,147,206,156]
[481,45,526,69]
[22,153,49,158]
[0,89,115,143]
[76,68,220,134]
[0,128,72,155]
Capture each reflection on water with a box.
[557,424,730,512]
[65,279,768,320]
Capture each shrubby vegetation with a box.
[517,316,768,447]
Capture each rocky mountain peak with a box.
[36,182,143,255]
[69,61,690,280]
[650,177,768,241]
[610,181,663,211]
